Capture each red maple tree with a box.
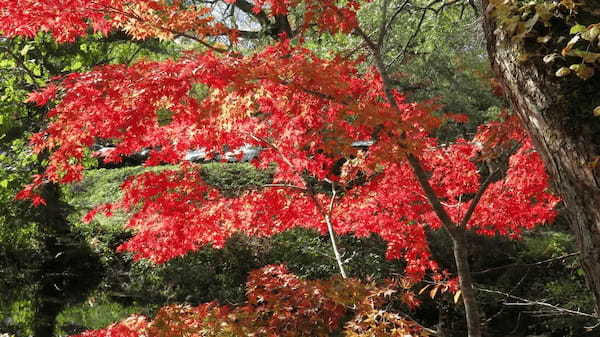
[2,1,559,336]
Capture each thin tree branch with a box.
[458,169,498,228]
[384,0,412,33]
[477,287,599,321]
[325,181,347,278]
[247,132,347,278]
[406,154,456,230]
[472,252,580,275]
[262,183,308,191]
[376,0,390,49]
[386,9,427,68]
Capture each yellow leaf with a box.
[555,67,571,77]
[418,284,430,295]
[537,35,552,44]
[570,63,595,80]
[593,106,600,117]
[454,290,462,303]
[429,286,439,299]
[582,26,600,41]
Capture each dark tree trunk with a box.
[449,228,482,337]
[481,1,600,313]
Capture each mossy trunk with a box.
[482,1,600,313]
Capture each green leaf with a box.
[581,26,600,42]
[19,44,34,56]
[570,24,586,35]
[70,60,83,71]
[570,64,595,80]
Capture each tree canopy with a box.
[2,1,595,337]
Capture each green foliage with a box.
[357,2,505,141]
[63,166,170,230]
[476,228,593,337]
[122,234,270,307]
[199,162,273,197]
[60,163,274,311]
[0,31,182,337]
[1,300,36,336]
[55,295,144,336]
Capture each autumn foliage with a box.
[73,265,432,337]
[2,0,560,335]
[14,36,558,275]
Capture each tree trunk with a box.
[481,1,600,313]
[450,229,482,337]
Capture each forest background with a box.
[0,1,598,337]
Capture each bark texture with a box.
[450,229,482,337]
[481,0,600,313]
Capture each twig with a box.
[248,132,347,278]
[477,287,599,321]
[263,183,307,191]
[472,252,580,275]
[458,169,498,228]
[386,9,427,68]
[325,181,347,278]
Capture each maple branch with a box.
[232,0,270,29]
[246,133,297,173]
[247,132,347,278]
[327,181,336,214]
[325,181,348,279]
[174,32,229,53]
[387,8,427,68]
[96,4,230,53]
[384,0,412,33]
[376,0,389,49]
[356,13,456,233]
[458,169,498,228]
[356,20,483,337]
[353,26,400,113]
[262,183,307,191]
[406,155,456,230]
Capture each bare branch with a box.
[406,154,456,230]
[386,9,427,68]
[325,181,347,278]
[458,169,498,228]
[263,184,308,191]
[477,287,599,321]
[472,252,580,275]
[376,0,390,49]
[384,0,412,33]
